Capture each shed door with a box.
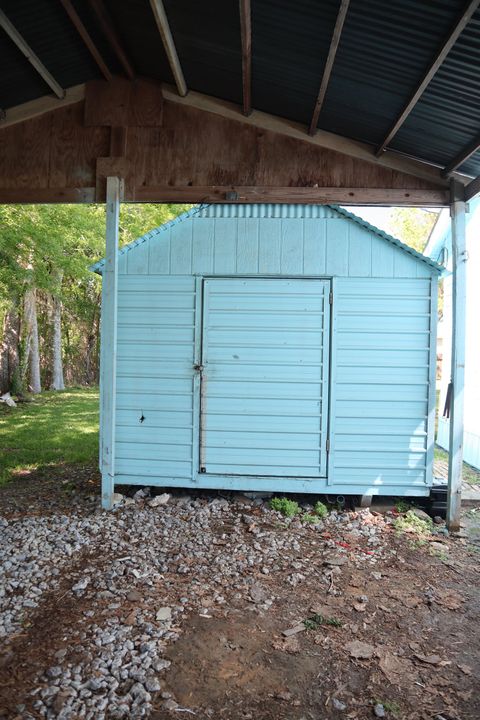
[200,278,330,477]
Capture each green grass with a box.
[0,388,99,485]
[434,445,480,486]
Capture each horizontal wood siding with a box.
[115,275,196,479]
[331,277,433,488]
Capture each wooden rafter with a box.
[442,132,480,177]
[0,8,64,98]
[88,0,135,80]
[465,174,480,201]
[239,0,252,116]
[149,0,187,97]
[59,0,112,81]
[375,0,480,157]
[309,0,350,136]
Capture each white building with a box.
[425,198,480,470]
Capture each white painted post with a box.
[447,181,467,531]
[100,177,121,509]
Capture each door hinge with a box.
[329,291,333,305]
[326,439,330,453]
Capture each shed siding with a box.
[111,206,437,493]
[331,277,432,488]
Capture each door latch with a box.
[193,364,204,372]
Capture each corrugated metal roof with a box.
[2,0,480,178]
[91,203,443,274]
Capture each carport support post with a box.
[447,181,467,531]
[100,176,121,509]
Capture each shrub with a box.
[314,501,328,518]
[270,497,301,517]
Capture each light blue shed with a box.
[93,204,442,501]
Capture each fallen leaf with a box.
[457,663,472,675]
[353,602,367,613]
[414,653,451,667]
[345,640,375,659]
[272,636,300,653]
[376,648,412,684]
[434,590,464,610]
[377,605,392,613]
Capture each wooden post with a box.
[447,181,467,531]
[100,176,121,509]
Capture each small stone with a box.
[249,584,269,604]
[164,699,179,711]
[46,666,63,679]
[412,508,431,522]
[374,703,386,718]
[145,677,161,692]
[149,493,171,507]
[345,640,374,659]
[430,542,449,553]
[72,577,90,593]
[332,698,347,711]
[111,493,124,505]
[156,607,172,622]
[126,590,142,602]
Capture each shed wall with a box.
[112,208,437,494]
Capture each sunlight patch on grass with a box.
[0,388,99,485]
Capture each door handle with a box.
[193,364,204,372]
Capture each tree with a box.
[0,202,191,393]
[388,208,438,252]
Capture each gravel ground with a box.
[0,487,479,720]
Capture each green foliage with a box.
[0,203,192,388]
[394,509,433,535]
[387,208,438,253]
[303,613,343,630]
[0,387,99,484]
[270,497,301,517]
[302,513,318,524]
[313,501,328,518]
[394,499,411,513]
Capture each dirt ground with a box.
[1,466,480,720]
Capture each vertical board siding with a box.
[332,277,433,487]
[111,205,438,493]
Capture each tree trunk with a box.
[0,302,20,394]
[50,273,65,390]
[24,288,42,393]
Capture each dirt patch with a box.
[158,540,480,720]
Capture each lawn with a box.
[0,387,99,485]
[434,444,480,486]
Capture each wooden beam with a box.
[134,185,449,206]
[447,180,467,531]
[309,0,350,135]
[442,132,480,177]
[0,84,85,129]
[88,0,135,80]
[239,0,252,116]
[0,8,64,98]
[149,0,187,97]
[375,0,480,157]
[0,187,95,203]
[465,174,480,201]
[59,0,112,81]
[162,85,452,187]
[100,176,121,510]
